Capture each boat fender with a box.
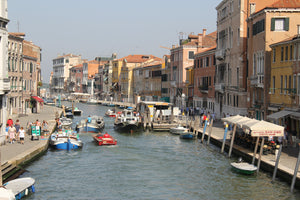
[18,193,22,199]
[31,185,35,193]
[25,188,28,195]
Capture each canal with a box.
[21,103,299,199]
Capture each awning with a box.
[267,110,293,120]
[289,112,300,120]
[222,115,284,137]
[31,96,44,103]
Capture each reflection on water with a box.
[21,103,300,199]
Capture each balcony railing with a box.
[0,78,10,94]
[215,49,226,60]
[215,83,225,93]
[250,75,264,88]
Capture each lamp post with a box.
[181,93,185,111]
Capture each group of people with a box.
[5,118,25,144]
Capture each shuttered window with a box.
[271,18,289,31]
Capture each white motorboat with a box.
[4,177,36,199]
[114,109,140,131]
[170,125,189,135]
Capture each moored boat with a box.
[105,109,116,117]
[179,130,196,139]
[114,109,140,131]
[4,177,35,200]
[50,130,83,150]
[87,97,98,104]
[65,111,74,118]
[170,125,189,135]
[231,162,257,175]
[92,133,117,146]
[76,116,104,133]
[73,107,82,116]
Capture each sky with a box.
[8,0,220,83]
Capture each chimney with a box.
[198,33,203,48]
[203,29,207,37]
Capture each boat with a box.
[73,107,82,116]
[0,187,15,200]
[50,130,83,150]
[119,105,125,109]
[114,109,140,131]
[87,97,98,104]
[92,133,117,146]
[170,125,189,135]
[108,103,115,107]
[179,130,196,139]
[65,111,74,118]
[76,116,104,133]
[59,117,72,129]
[4,177,35,200]
[105,109,116,117]
[231,162,257,175]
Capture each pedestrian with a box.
[15,119,21,134]
[8,124,16,144]
[36,119,41,134]
[5,123,9,143]
[7,118,13,127]
[18,127,25,144]
[42,120,48,133]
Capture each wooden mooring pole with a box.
[207,119,214,145]
[257,137,264,173]
[291,143,300,193]
[252,137,260,165]
[228,124,237,158]
[272,144,282,183]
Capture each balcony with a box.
[250,75,264,88]
[198,85,208,94]
[215,83,225,93]
[0,78,10,94]
[215,49,226,60]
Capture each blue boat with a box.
[179,131,196,139]
[50,130,83,150]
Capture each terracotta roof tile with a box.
[269,0,300,8]
[120,55,159,63]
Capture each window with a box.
[271,18,289,31]
[290,45,293,60]
[285,46,288,61]
[281,47,284,61]
[298,25,300,34]
[188,51,194,59]
[293,74,296,95]
[252,19,265,36]
[273,76,275,94]
[280,75,283,94]
[206,57,209,67]
[289,75,291,94]
[273,48,276,62]
[284,75,287,94]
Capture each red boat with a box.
[92,133,117,146]
[105,109,116,117]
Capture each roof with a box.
[270,35,300,47]
[56,54,81,59]
[255,0,300,14]
[119,55,160,63]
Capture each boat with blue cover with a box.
[180,131,196,139]
[50,130,83,150]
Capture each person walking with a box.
[7,118,13,127]
[15,119,21,134]
[5,123,9,143]
[18,127,25,144]
[8,124,16,144]
[42,120,48,134]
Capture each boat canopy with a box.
[221,115,284,137]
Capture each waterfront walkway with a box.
[1,103,300,188]
[1,105,62,179]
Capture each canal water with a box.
[21,103,299,199]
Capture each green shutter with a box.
[271,18,275,31]
[284,18,289,31]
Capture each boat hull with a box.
[93,134,117,146]
[180,133,195,139]
[50,135,83,150]
[231,162,257,175]
[77,126,100,133]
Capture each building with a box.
[69,64,83,93]
[51,54,83,96]
[7,33,24,115]
[119,55,160,103]
[23,40,42,113]
[170,29,217,108]
[132,59,163,103]
[161,55,171,103]
[247,0,300,120]
[193,47,216,116]
[268,35,300,136]
[215,0,278,118]
[0,0,10,143]
[111,59,123,101]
